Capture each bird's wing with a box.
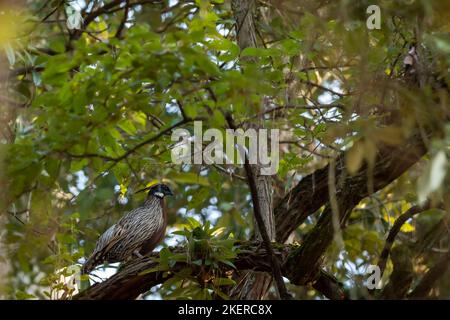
[86,222,127,268]
[83,209,143,274]
[94,206,146,253]
[92,222,127,258]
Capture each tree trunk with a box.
[228,0,276,300]
[0,48,12,299]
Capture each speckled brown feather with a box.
[82,195,167,274]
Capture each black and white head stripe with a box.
[147,184,173,198]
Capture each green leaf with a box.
[118,120,138,136]
[241,47,264,57]
[4,43,15,65]
[220,259,237,269]
[32,71,41,86]
[138,265,165,275]
[15,291,36,300]
[213,277,235,286]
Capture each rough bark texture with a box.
[75,241,291,300]
[74,112,434,300]
[75,126,430,300]
[274,132,428,243]
[0,47,12,299]
[283,131,428,286]
[228,0,277,300]
[377,202,433,277]
[75,241,346,300]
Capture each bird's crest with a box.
[135,179,160,194]
[145,179,160,189]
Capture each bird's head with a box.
[138,183,173,199]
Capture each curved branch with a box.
[377,201,435,277]
[114,0,130,39]
[225,114,291,300]
[281,131,428,287]
[274,131,428,243]
[380,245,414,299]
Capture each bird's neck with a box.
[144,196,164,207]
[143,196,167,226]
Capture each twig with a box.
[65,118,194,163]
[240,104,342,124]
[299,80,348,98]
[115,0,130,39]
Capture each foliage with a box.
[0,0,449,299]
[141,218,236,299]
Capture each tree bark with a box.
[228,0,278,300]
[74,241,325,300]
[0,34,14,299]
[283,131,428,286]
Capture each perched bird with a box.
[82,183,173,274]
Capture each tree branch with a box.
[114,0,130,39]
[64,118,194,163]
[281,131,428,287]
[228,0,285,300]
[380,245,414,299]
[74,241,345,300]
[225,114,291,300]
[274,130,428,244]
[377,201,435,277]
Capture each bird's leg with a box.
[133,249,144,259]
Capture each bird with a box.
[82,183,174,274]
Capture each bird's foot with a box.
[133,250,145,259]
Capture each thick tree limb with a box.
[74,241,291,300]
[274,132,428,243]
[312,270,347,300]
[73,129,431,300]
[74,241,347,300]
[74,59,437,302]
[282,131,428,286]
